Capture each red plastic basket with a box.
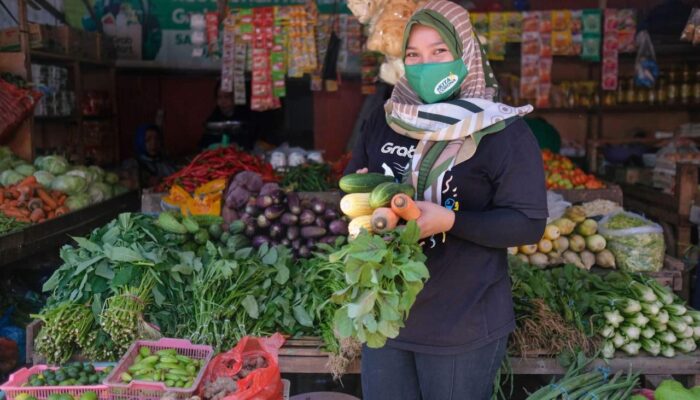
[0,365,109,400]
[104,338,214,400]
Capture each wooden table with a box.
[280,338,700,385]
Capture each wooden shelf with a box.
[29,50,112,67]
[34,115,78,122]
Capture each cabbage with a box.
[33,171,55,187]
[65,193,91,211]
[50,175,87,195]
[113,185,129,196]
[0,170,23,186]
[88,165,105,182]
[104,172,119,185]
[0,146,12,160]
[35,155,69,175]
[14,163,36,177]
[88,182,113,203]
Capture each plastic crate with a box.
[0,365,109,400]
[104,338,214,400]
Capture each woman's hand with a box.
[415,201,455,239]
[356,168,368,174]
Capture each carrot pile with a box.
[0,175,69,224]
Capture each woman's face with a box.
[217,90,234,116]
[145,129,160,156]
[404,24,455,65]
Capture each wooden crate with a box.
[605,165,654,186]
[647,255,695,300]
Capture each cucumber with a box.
[182,216,200,233]
[369,182,415,208]
[157,212,187,234]
[339,173,394,193]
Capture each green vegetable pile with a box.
[280,163,334,192]
[23,363,111,387]
[0,212,29,235]
[643,379,700,400]
[119,347,202,388]
[598,212,665,273]
[14,392,98,400]
[331,221,429,349]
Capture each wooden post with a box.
[675,163,697,256]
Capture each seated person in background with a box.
[135,124,176,188]
[201,83,255,150]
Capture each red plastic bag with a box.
[199,333,285,400]
[0,78,41,140]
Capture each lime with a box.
[79,391,98,400]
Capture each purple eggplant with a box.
[256,214,271,229]
[306,238,316,248]
[264,205,285,220]
[234,171,263,192]
[291,239,302,251]
[329,220,349,235]
[256,195,273,209]
[259,182,280,197]
[269,222,284,239]
[315,216,326,228]
[286,192,301,215]
[311,199,326,215]
[252,235,270,248]
[287,226,300,240]
[323,208,339,221]
[280,238,291,246]
[280,212,298,226]
[226,187,250,209]
[245,203,259,216]
[271,189,284,205]
[301,226,326,239]
[319,235,339,245]
[244,223,257,237]
[299,209,316,226]
[222,207,239,224]
[298,246,311,258]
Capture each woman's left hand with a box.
[415,201,455,239]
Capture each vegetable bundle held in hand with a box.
[331,221,429,348]
[157,147,278,192]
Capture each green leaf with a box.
[400,261,430,282]
[274,262,290,285]
[101,226,120,245]
[72,236,102,253]
[103,245,144,262]
[378,295,401,321]
[171,264,194,275]
[400,221,420,244]
[399,281,423,311]
[378,320,401,338]
[257,242,269,258]
[334,307,353,338]
[365,331,387,348]
[152,286,165,306]
[235,247,253,259]
[170,271,183,283]
[42,272,61,292]
[112,265,135,287]
[242,295,259,319]
[91,293,103,317]
[363,313,378,333]
[262,247,278,265]
[72,256,104,277]
[89,276,108,294]
[349,235,387,263]
[95,261,114,279]
[347,289,377,319]
[293,305,314,327]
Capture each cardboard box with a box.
[58,27,100,60]
[96,33,116,62]
[0,24,64,53]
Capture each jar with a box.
[667,71,679,104]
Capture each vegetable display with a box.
[542,149,604,190]
[0,176,69,224]
[13,393,98,400]
[0,212,29,235]
[598,212,665,273]
[280,163,334,192]
[156,147,278,193]
[119,347,201,388]
[23,363,111,387]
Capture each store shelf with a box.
[34,115,78,122]
[0,190,140,269]
[29,50,112,67]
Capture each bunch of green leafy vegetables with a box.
[331,221,429,349]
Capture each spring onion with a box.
[661,344,676,358]
[641,338,661,356]
[665,303,688,317]
[657,331,678,344]
[621,341,641,356]
[674,338,697,353]
[641,327,656,339]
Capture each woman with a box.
[201,84,254,150]
[344,1,547,398]
[134,124,176,188]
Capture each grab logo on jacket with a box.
[381,142,416,158]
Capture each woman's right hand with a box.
[356,168,368,174]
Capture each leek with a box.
[630,281,658,303]
[658,331,678,344]
[641,302,660,316]
[660,344,676,358]
[621,341,641,356]
[674,338,697,353]
[629,313,650,327]
[641,338,661,356]
[641,327,656,339]
[600,325,615,339]
[665,303,688,317]
[668,316,689,334]
[602,340,616,359]
[622,324,641,341]
[605,310,624,328]
[612,333,627,348]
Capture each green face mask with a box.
[404,59,468,104]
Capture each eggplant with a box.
[222,207,239,224]
[259,182,280,197]
[329,219,349,235]
[299,209,316,226]
[234,171,263,192]
[323,208,339,221]
[269,222,284,239]
[271,240,280,247]
[280,238,291,246]
[306,238,316,249]
[286,192,301,215]
[256,214,271,229]
[280,212,298,225]
[256,195,273,209]
[244,223,257,237]
[245,203,259,216]
[315,216,326,228]
[319,235,339,245]
[264,205,285,220]
[252,235,270,248]
[311,199,326,215]
[291,239,302,251]
[301,226,326,239]
[271,189,285,205]
[226,186,250,209]
[298,245,311,258]
[287,226,300,241]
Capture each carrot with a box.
[9,188,19,199]
[54,206,70,216]
[57,195,67,206]
[390,194,421,221]
[17,175,37,188]
[2,208,29,219]
[37,188,57,209]
[371,207,400,233]
[47,210,55,219]
[30,207,46,222]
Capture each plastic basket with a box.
[0,365,109,400]
[104,338,214,400]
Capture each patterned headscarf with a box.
[385,0,532,203]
